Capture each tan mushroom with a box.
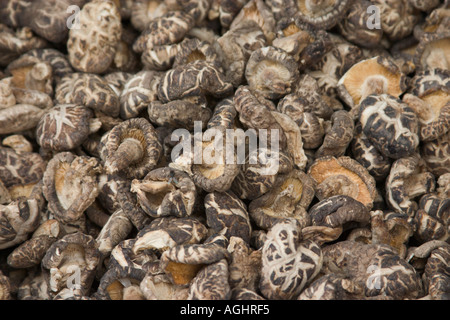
[308,156,378,210]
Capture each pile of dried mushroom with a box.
[0,0,449,301]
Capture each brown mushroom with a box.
[308,156,378,210]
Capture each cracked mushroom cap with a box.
[205,191,252,243]
[385,154,435,217]
[322,241,422,299]
[423,244,450,300]
[131,167,197,219]
[187,258,231,300]
[42,152,102,225]
[119,70,161,119]
[230,0,276,44]
[132,216,208,254]
[337,0,383,49]
[414,31,450,72]
[260,219,323,300]
[231,148,294,201]
[421,131,450,176]
[227,236,262,292]
[309,195,371,229]
[371,0,421,41]
[0,25,48,67]
[96,265,146,300]
[358,94,420,159]
[315,110,354,158]
[42,232,100,296]
[100,118,162,179]
[403,93,450,142]
[293,0,353,30]
[55,73,120,118]
[157,59,233,104]
[36,105,100,152]
[67,0,122,73]
[7,219,64,269]
[234,85,287,148]
[0,146,46,199]
[0,0,31,28]
[351,123,392,182]
[308,156,377,210]
[414,193,449,243]
[133,11,194,53]
[0,182,43,250]
[245,46,299,100]
[160,234,230,286]
[337,56,408,110]
[249,169,315,230]
[19,0,87,44]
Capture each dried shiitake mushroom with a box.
[358,94,420,159]
[414,31,450,72]
[204,191,252,243]
[337,56,407,111]
[159,234,230,286]
[67,0,122,73]
[385,154,435,217]
[132,216,208,254]
[100,118,162,179]
[245,46,299,100]
[36,105,101,152]
[260,219,323,300]
[42,232,100,297]
[249,169,315,230]
[187,258,231,300]
[131,167,197,218]
[308,156,377,210]
[42,152,103,225]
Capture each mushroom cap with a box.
[132,10,194,53]
[414,31,450,72]
[260,219,323,300]
[245,46,299,100]
[309,195,371,229]
[36,104,95,152]
[132,216,208,254]
[0,104,46,135]
[42,232,101,296]
[308,156,378,210]
[100,118,162,179]
[42,152,102,224]
[421,132,450,176]
[294,0,353,30]
[205,191,252,243]
[249,169,316,230]
[96,265,147,300]
[187,258,231,300]
[337,56,407,109]
[358,94,419,159]
[131,167,197,218]
[55,73,120,118]
[120,70,161,119]
[67,0,122,73]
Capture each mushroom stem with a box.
[105,138,144,174]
